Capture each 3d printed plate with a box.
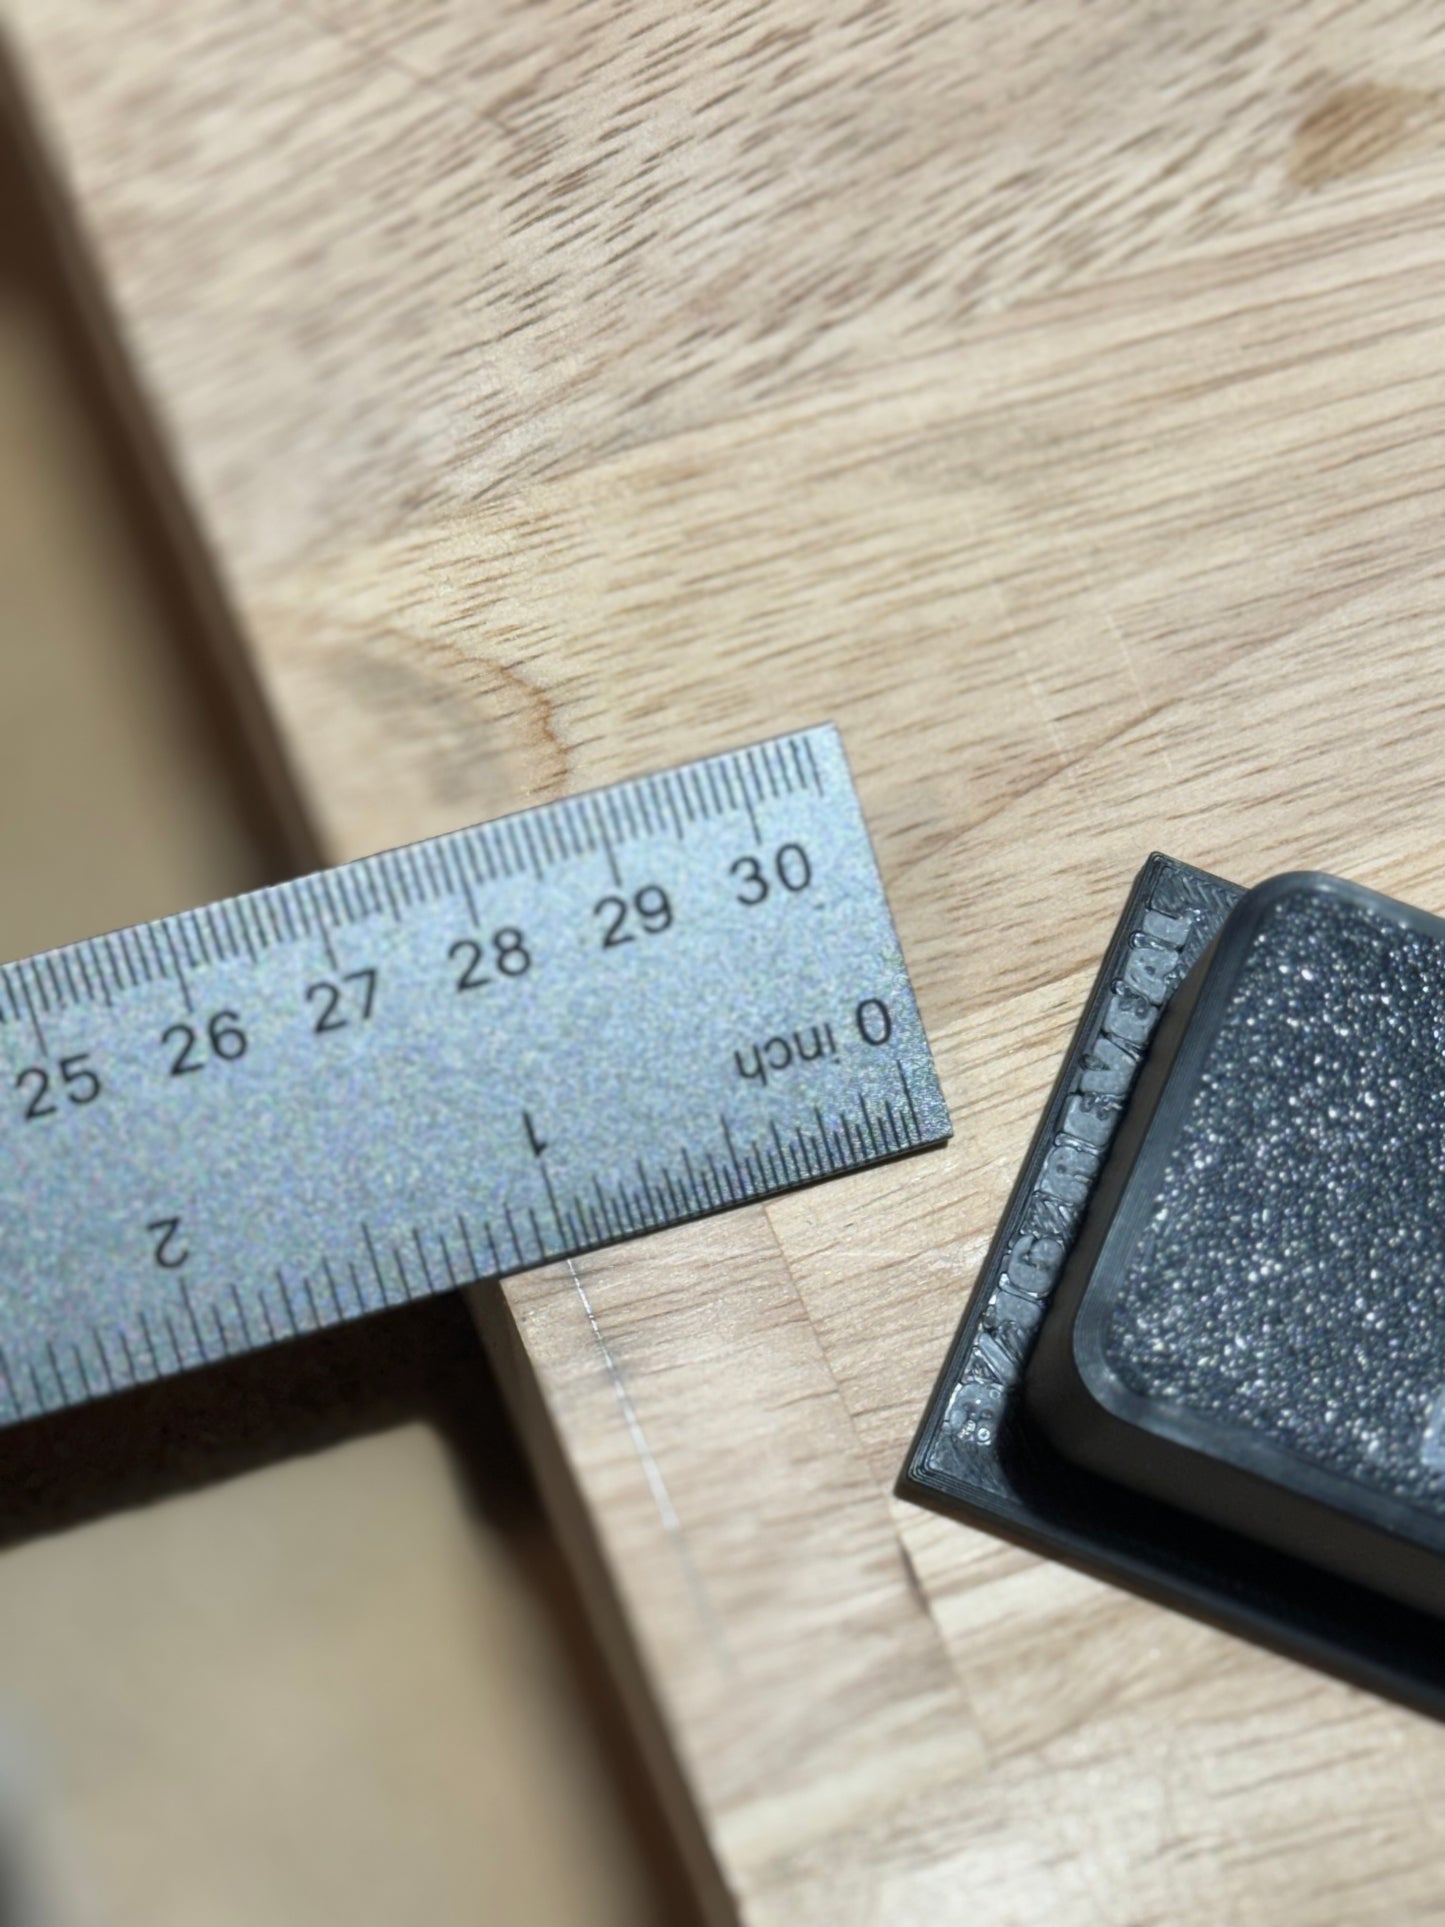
[903,855,1445,1715]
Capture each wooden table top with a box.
[16,4,1445,1918]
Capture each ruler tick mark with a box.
[70,1341,93,1402]
[756,744,781,801]
[667,771,693,830]
[539,1161,569,1246]
[322,1257,347,1322]
[230,1284,256,1345]
[301,1274,323,1328]
[161,1314,186,1371]
[616,785,642,843]
[179,1281,208,1359]
[210,1305,230,1357]
[659,1165,682,1219]
[318,870,347,938]
[275,1271,301,1336]
[473,828,499,885]
[636,1157,659,1225]
[412,1226,436,1294]
[419,843,446,903]
[592,799,622,887]
[99,935,124,994]
[592,1176,617,1239]
[202,905,229,964]
[532,812,558,870]
[679,1147,702,1213]
[744,747,769,816]
[138,1311,163,1377]
[16,969,47,1055]
[456,1213,482,1282]
[238,898,266,955]
[158,924,193,1012]
[59,950,83,1007]
[362,1224,391,1306]
[41,955,64,1012]
[89,1329,115,1393]
[399,847,425,906]
[895,1057,923,1142]
[0,1344,19,1416]
[307,880,339,970]
[720,1115,749,1196]
[503,1204,525,1269]
[560,803,587,860]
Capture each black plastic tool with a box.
[1027,870,1445,1619]
[904,856,1445,1713]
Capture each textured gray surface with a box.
[917,854,1241,1493]
[1106,886,1445,1510]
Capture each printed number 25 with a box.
[16,1054,101,1121]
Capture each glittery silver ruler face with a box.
[0,725,949,1426]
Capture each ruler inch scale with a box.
[0,725,949,1426]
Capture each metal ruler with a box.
[0,725,948,1426]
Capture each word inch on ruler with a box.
[0,725,949,1425]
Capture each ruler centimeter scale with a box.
[0,725,949,1427]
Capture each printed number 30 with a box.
[731,843,812,906]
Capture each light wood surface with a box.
[16,4,1445,1918]
[0,175,684,1922]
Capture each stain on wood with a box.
[1291,81,1440,188]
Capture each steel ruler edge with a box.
[0,724,950,1426]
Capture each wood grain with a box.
[15,3,1445,1917]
